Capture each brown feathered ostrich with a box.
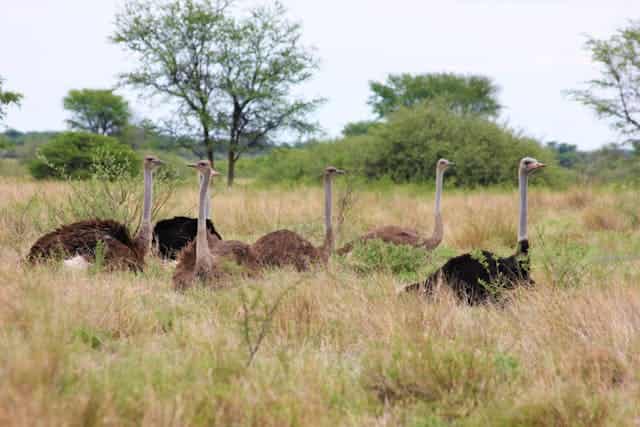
[251,166,345,270]
[173,160,259,291]
[26,155,164,271]
[337,158,452,254]
[403,157,546,305]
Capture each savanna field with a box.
[2,172,640,426]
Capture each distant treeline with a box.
[238,105,640,188]
[2,115,640,187]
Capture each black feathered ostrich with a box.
[403,157,546,304]
[153,175,222,259]
[27,155,164,271]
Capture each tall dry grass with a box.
[1,177,640,426]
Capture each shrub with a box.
[342,239,429,281]
[362,104,558,187]
[247,104,569,188]
[28,131,139,180]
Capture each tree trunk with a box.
[203,126,214,166]
[227,149,236,187]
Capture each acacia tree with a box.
[112,0,321,185]
[0,76,23,124]
[368,72,501,119]
[214,2,323,186]
[112,0,231,164]
[569,22,640,138]
[63,89,130,135]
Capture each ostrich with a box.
[26,155,164,271]
[337,158,453,255]
[173,160,258,291]
[153,174,223,260]
[403,157,546,305]
[251,166,345,271]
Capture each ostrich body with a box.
[404,157,545,305]
[337,159,452,255]
[153,217,222,260]
[26,156,163,271]
[173,161,258,291]
[251,166,345,271]
[153,175,222,259]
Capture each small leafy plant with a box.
[343,239,428,281]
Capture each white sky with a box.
[1,0,638,150]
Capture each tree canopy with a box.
[0,76,23,124]
[368,72,501,119]
[112,0,322,186]
[63,89,130,136]
[569,21,640,138]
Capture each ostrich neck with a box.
[429,168,444,244]
[200,174,211,220]
[518,169,528,242]
[196,171,212,269]
[321,174,334,259]
[136,168,153,254]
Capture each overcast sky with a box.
[1,0,639,150]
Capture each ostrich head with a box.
[143,155,164,170]
[520,157,546,175]
[437,158,454,172]
[187,160,221,177]
[324,166,345,176]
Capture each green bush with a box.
[247,104,570,188]
[28,131,140,180]
[342,239,428,281]
[363,104,557,186]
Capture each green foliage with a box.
[63,89,130,135]
[368,72,501,118]
[13,153,177,237]
[364,104,556,186]
[536,228,592,289]
[546,141,584,168]
[344,239,428,281]
[0,75,23,123]
[28,132,139,180]
[250,104,563,188]
[575,143,640,184]
[342,120,381,137]
[569,21,640,137]
[244,138,361,184]
[362,337,519,417]
[112,0,322,186]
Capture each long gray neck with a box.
[196,171,212,267]
[321,174,334,258]
[200,174,211,220]
[518,169,528,242]
[430,167,444,244]
[137,167,153,250]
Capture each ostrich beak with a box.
[533,162,546,170]
[211,169,222,176]
[335,169,346,174]
[187,163,197,168]
[153,159,164,165]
